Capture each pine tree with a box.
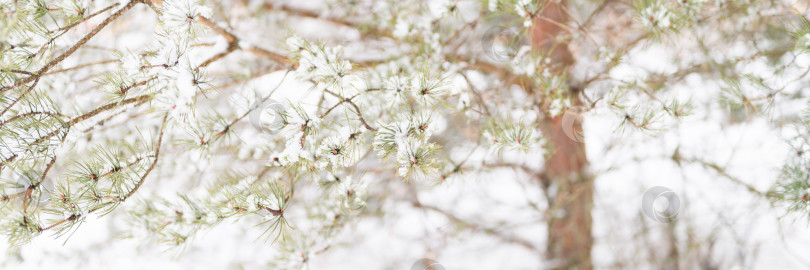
[1,0,810,269]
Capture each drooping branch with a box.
[122,114,169,201]
[0,94,153,169]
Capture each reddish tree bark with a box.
[531,2,594,269]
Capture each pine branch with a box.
[318,89,379,119]
[37,114,168,233]
[675,155,764,197]
[44,59,118,75]
[47,3,121,34]
[262,3,393,39]
[122,114,169,201]
[0,94,152,169]
[323,89,378,131]
[0,0,140,94]
[411,201,540,253]
[0,111,65,129]
[196,16,293,67]
[0,69,35,76]
[0,78,41,118]
[28,3,119,59]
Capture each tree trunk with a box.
[531,2,594,269]
[541,114,593,269]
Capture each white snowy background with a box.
[2,0,810,269]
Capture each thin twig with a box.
[123,113,169,200]
[323,90,378,131]
[196,16,293,67]
[0,1,138,94]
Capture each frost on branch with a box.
[7,0,803,268]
